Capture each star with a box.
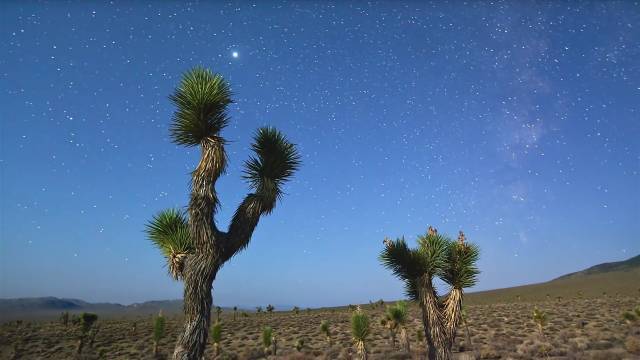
[232,51,239,59]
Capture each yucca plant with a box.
[386,301,411,352]
[256,306,263,315]
[293,306,300,315]
[351,307,370,360]
[153,311,166,357]
[320,320,332,347]
[76,313,98,355]
[294,338,305,351]
[145,67,300,359]
[262,326,273,356]
[266,304,275,315]
[233,306,238,321]
[215,306,222,322]
[380,228,480,360]
[532,307,548,337]
[211,321,222,358]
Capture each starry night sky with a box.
[1,2,639,307]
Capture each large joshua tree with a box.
[145,67,300,359]
[379,227,479,360]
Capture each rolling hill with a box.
[466,254,640,305]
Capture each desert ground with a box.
[1,295,639,360]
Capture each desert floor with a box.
[1,296,639,359]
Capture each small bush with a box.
[626,336,640,354]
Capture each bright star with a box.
[232,51,239,58]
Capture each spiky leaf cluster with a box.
[169,67,232,146]
[243,127,301,211]
[379,230,479,300]
[211,322,222,344]
[145,209,193,279]
[351,309,370,341]
[154,313,166,342]
[386,301,408,327]
[320,320,330,336]
[262,326,273,347]
[79,313,98,334]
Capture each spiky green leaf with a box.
[169,67,232,146]
[243,127,301,212]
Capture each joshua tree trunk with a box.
[172,140,223,360]
[400,327,411,353]
[442,288,463,350]
[76,337,85,355]
[418,276,449,360]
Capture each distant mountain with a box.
[0,297,178,322]
[466,254,640,305]
[554,254,640,280]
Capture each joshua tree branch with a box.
[219,193,274,264]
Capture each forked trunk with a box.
[442,288,463,350]
[418,276,449,360]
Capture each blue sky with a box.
[1,1,638,307]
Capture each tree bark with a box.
[418,276,449,360]
[173,140,223,360]
[172,254,219,359]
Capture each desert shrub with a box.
[292,306,300,315]
[294,338,304,351]
[626,336,640,354]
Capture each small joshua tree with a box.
[320,320,332,347]
[266,304,275,315]
[386,301,411,352]
[351,307,370,360]
[211,321,222,358]
[262,326,274,356]
[380,228,480,360]
[233,306,238,321]
[76,313,98,355]
[292,306,300,315]
[532,307,548,337]
[256,306,263,315]
[145,67,300,359]
[153,311,166,357]
[60,311,69,327]
[215,306,222,322]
